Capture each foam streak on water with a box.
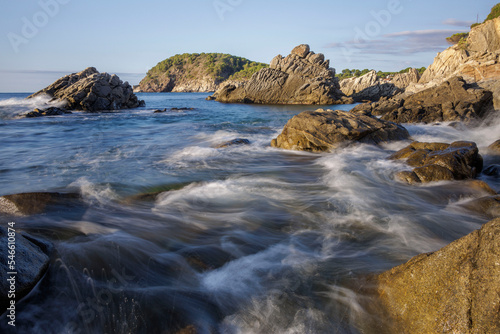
[1,92,499,333]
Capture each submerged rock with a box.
[0,227,52,311]
[27,67,145,112]
[355,77,494,124]
[214,138,251,148]
[211,44,348,105]
[270,109,409,152]
[377,217,500,334]
[484,164,500,177]
[391,141,483,183]
[0,192,81,216]
[25,107,71,118]
[460,195,500,219]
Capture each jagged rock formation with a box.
[270,109,409,152]
[390,141,483,184]
[406,17,500,109]
[28,67,144,111]
[391,68,421,90]
[377,217,500,334]
[210,44,349,105]
[138,53,268,93]
[352,77,494,124]
[339,69,421,102]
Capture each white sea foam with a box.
[0,94,66,119]
[69,177,119,204]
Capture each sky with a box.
[0,0,498,92]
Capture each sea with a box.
[1,92,499,333]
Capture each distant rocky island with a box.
[136,53,268,93]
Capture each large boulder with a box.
[339,70,400,102]
[353,77,494,124]
[270,109,409,152]
[391,141,483,183]
[28,67,145,111]
[210,45,349,105]
[376,217,500,334]
[391,68,422,90]
[0,227,52,311]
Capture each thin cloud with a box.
[442,18,476,27]
[326,29,463,56]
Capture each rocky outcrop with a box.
[353,77,494,124]
[391,68,421,90]
[28,67,145,111]
[390,141,483,183]
[339,70,399,101]
[339,69,420,102]
[270,109,409,152]
[210,45,349,105]
[25,107,72,118]
[411,17,500,109]
[0,227,52,311]
[377,217,500,334]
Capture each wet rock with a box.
[153,108,167,113]
[488,139,500,154]
[211,44,348,105]
[460,195,500,219]
[270,109,409,152]
[484,164,500,177]
[25,107,71,118]
[377,217,500,334]
[27,67,145,111]
[0,227,52,311]
[391,141,483,183]
[0,192,81,216]
[214,138,251,148]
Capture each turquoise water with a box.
[1,93,499,333]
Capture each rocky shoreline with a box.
[7,8,500,334]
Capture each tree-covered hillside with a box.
[139,53,268,92]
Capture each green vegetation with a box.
[485,3,500,21]
[145,53,268,83]
[336,67,426,80]
[446,32,469,45]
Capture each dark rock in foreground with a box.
[28,67,145,112]
[0,227,52,311]
[391,141,483,183]
[377,217,500,334]
[211,44,349,105]
[25,107,71,118]
[270,109,410,152]
[353,77,494,124]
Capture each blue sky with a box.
[0,0,497,92]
